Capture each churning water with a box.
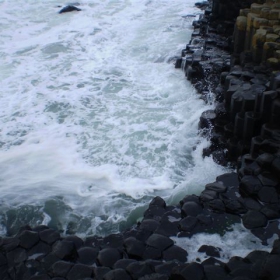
[0,0,229,237]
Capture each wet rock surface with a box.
[1,0,280,279]
[0,173,279,279]
[58,5,81,14]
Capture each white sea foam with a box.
[0,0,228,235]
[173,223,276,263]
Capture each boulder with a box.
[77,246,99,265]
[52,240,76,260]
[103,268,132,280]
[103,234,124,249]
[27,241,51,260]
[113,259,137,270]
[19,230,39,249]
[64,236,84,250]
[271,239,280,255]
[149,196,166,208]
[6,247,27,265]
[67,263,93,280]
[181,201,203,217]
[143,246,161,260]
[140,219,160,232]
[239,175,263,196]
[162,245,188,262]
[179,217,198,232]
[259,255,280,280]
[126,261,154,280]
[39,229,60,245]
[204,265,228,280]
[145,234,174,251]
[123,237,145,259]
[242,210,268,229]
[171,262,205,280]
[58,5,81,14]
[198,245,221,258]
[94,267,111,280]
[97,248,122,268]
[51,261,73,278]
[139,273,168,280]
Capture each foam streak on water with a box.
[0,0,228,236]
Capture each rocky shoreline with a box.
[1,0,280,279]
[178,0,280,242]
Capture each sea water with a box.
[0,0,230,237]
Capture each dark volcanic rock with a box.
[94,267,111,280]
[179,216,198,232]
[139,273,168,280]
[64,235,84,250]
[51,261,73,278]
[181,201,203,217]
[6,247,27,265]
[77,246,99,265]
[143,246,161,260]
[171,262,205,280]
[103,268,132,280]
[145,234,174,251]
[52,240,76,260]
[1,237,20,252]
[204,265,228,280]
[140,219,160,232]
[39,229,60,245]
[225,256,251,273]
[155,261,179,277]
[58,5,81,14]
[155,212,180,237]
[67,263,93,280]
[239,175,263,196]
[27,241,51,260]
[198,245,221,258]
[103,234,124,249]
[259,255,280,280]
[113,259,137,270]
[97,248,122,268]
[271,239,280,255]
[19,230,39,249]
[162,245,188,262]
[144,206,166,221]
[149,196,166,208]
[245,250,269,263]
[41,252,60,270]
[242,210,268,229]
[180,194,200,206]
[30,275,50,280]
[124,237,145,259]
[126,261,154,280]
[205,181,227,193]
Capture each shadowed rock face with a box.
[58,5,81,14]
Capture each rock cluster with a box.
[176,0,280,216]
[172,0,280,276]
[234,1,280,67]
[0,178,280,279]
[177,0,279,160]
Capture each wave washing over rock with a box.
[0,0,228,237]
[1,0,280,279]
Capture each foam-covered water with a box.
[0,0,229,236]
[173,224,276,263]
